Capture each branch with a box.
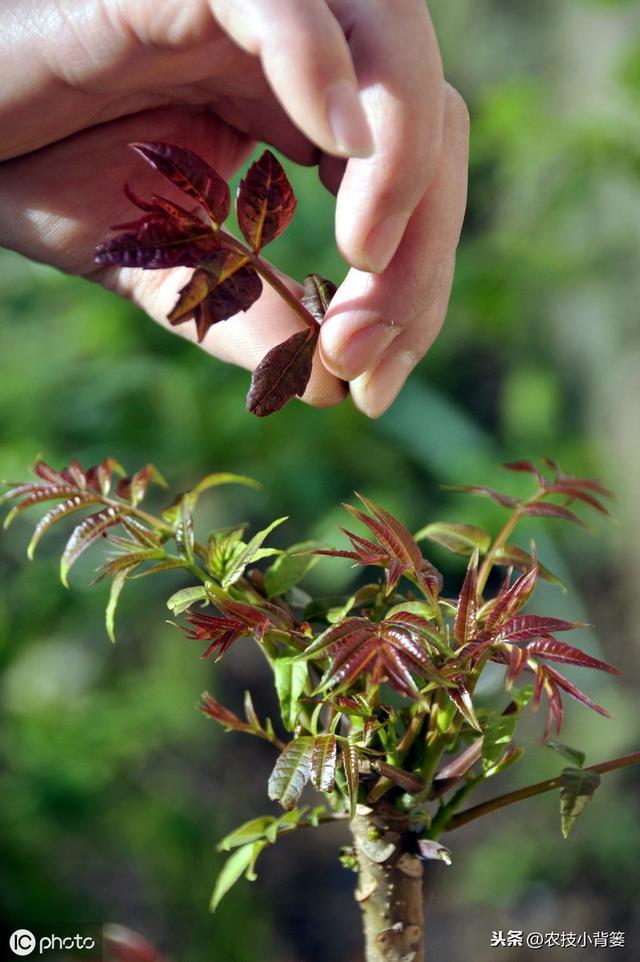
[445,751,640,832]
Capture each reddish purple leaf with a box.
[131,141,230,224]
[184,598,271,660]
[544,483,611,517]
[451,485,520,509]
[237,150,297,252]
[503,460,546,483]
[247,328,317,417]
[309,617,442,699]
[454,550,478,647]
[354,494,424,569]
[447,683,482,731]
[168,251,262,341]
[527,638,620,674]
[542,665,612,719]
[485,565,539,633]
[199,691,254,733]
[95,213,218,269]
[522,502,587,527]
[499,614,582,642]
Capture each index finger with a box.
[329,0,445,272]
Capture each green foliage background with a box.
[1,1,639,959]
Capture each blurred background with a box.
[1,0,639,959]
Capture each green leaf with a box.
[546,741,586,769]
[217,816,276,851]
[162,473,259,524]
[221,517,287,588]
[385,600,436,620]
[483,743,524,778]
[560,767,601,838]
[166,585,207,614]
[190,472,261,499]
[414,521,491,557]
[106,569,127,643]
[210,840,268,912]
[481,712,517,772]
[341,739,360,818]
[264,542,317,598]
[207,527,246,582]
[274,657,308,731]
[510,684,535,710]
[326,593,358,624]
[268,737,314,810]
[310,734,337,792]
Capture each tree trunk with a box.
[351,803,425,962]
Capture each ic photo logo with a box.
[8,927,98,957]
[9,930,36,956]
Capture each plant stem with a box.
[476,487,546,597]
[446,751,640,832]
[216,228,318,333]
[351,803,425,962]
[252,255,319,333]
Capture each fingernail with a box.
[326,322,401,380]
[326,79,374,158]
[363,212,408,273]
[355,349,420,418]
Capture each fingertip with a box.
[326,80,374,159]
[350,348,420,419]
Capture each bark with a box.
[351,803,424,962]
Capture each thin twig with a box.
[446,751,640,832]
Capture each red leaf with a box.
[542,665,611,718]
[95,214,218,269]
[34,460,67,484]
[522,502,587,527]
[168,252,262,341]
[454,550,478,647]
[312,618,442,699]
[527,638,620,674]
[247,328,317,417]
[199,691,253,733]
[61,508,123,586]
[544,483,611,517]
[183,599,271,660]
[506,644,528,684]
[503,460,546,484]
[355,494,424,569]
[451,485,520,509]
[485,565,539,632]
[237,150,297,252]
[131,141,230,224]
[447,683,482,731]
[499,614,582,641]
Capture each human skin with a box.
[0,0,469,417]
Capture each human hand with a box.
[0,0,468,416]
